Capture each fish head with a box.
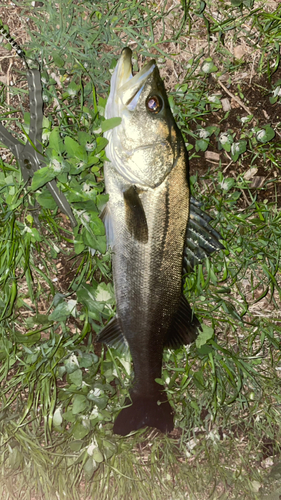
[105,48,184,189]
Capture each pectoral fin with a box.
[100,203,114,248]
[123,186,148,243]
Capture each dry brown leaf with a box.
[244,167,258,180]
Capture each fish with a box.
[97,48,223,436]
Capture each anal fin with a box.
[165,295,201,349]
[96,316,128,353]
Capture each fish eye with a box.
[146,95,163,113]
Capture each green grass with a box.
[0,0,281,498]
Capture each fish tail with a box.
[113,393,174,436]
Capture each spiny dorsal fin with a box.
[123,186,148,243]
[165,295,201,349]
[184,197,224,272]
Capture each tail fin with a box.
[113,393,174,436]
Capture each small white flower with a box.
[240,116,248,124]
[219,132,229,145]
[202,62,213,73]
[68,88,77,97]
[83,183,91,192]
[51,159,63,172]
[90,407,99,418]
[42,130,50,142]
[207,430,220,443]
[68,353,79,367]
[87,438,98,455]
[198,129,210,139]
[231,142,241,155]
[85,142,95,151]
[256,129,266,141]
[81,212,90,223]
[82,416,90,428]
[220,180,229,190]
[273,86,281,97]
[208,95,219,103]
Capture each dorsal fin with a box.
[184,197,224,272]
[123,186,148,243]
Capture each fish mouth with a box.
[115,48,156,111]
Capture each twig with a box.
[218,79,252,115]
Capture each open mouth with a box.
[116,48,156,111]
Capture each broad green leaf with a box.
[77,131,96,148]
[69,369,83,387]
[31,167,57,190]
[48,300,77,321]
[196,139,209,152]
[83,232,107,254]
[64,136,87,162]
[36,188,57,209]
[256,125,275,143]
[69,440,83,452]
[196,324,214,348]
[66,80,81,97]
[93,448,104,463]
[72,394,88,414]
[95,282,115,303]
[64,354,79,374]
[89,214,105,236]
[83,457,98,478]
[53,52,64,67]
[95,137,108,154]
[72,421,90,439]
[101,117,122,133]
[79,353,99,368]
[231,140,247,161]
[102,440,116,459]
[87,394,108,410]
[76,283,107,319]
[49,127,65,154]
